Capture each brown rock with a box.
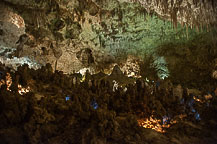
[215,88,217,97]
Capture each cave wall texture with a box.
[0,0,217,87]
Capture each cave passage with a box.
[0,0,217,144]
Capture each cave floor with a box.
[0,64,217,144]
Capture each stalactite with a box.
[137,0,217,29]
[196,23,199,33]
[207,23,210,32]
[171,0,174,7]
[186,23,189,40]
[156,0,159,7]
[170,7,178,29]
[181,20,184,28]
[37,17,39,28]
[200,23,203,32]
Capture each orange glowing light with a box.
[6,73,12,91]
[138,116,166,133]
[18,84,30,95]
[193,96,204,103]
[0,79,5,87]
[0,72,30,94]
[138,115,179,133]
[204,94,212,100]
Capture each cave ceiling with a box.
[0,0,216,77]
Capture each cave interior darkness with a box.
[0,0,217,144]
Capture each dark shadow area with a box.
[156,30,217,91]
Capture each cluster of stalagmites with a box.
[0,63,217,144]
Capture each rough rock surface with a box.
[134,0,217,28]
[0,64,217,144]
[0,3,25,48]
[0,0,216,88]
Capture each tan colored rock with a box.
[212,71,217,79]
[187,88,201,96]
[173,84,183,101]
[0,4,25,47]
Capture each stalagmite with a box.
[0,0,217,143]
